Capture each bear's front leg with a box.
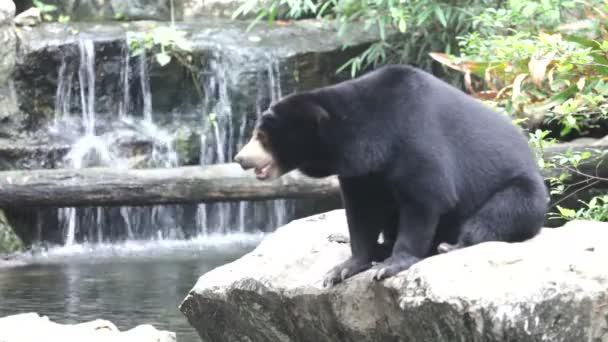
[324,176,397,287]
[371,203,439,280]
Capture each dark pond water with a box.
[0,234,264,342]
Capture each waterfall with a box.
[48,35,295,245]
[78,39,96,136]
[52,36,181,244]
[194,53,294,235]
[118,44,130,119]
[139,52,153,122]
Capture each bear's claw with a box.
[370,256,419,281]
[322,257,372,287]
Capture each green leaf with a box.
[398,18,406,33]
[557,206,576,218]
[416,8,433,26]
[580,151,592,160]
[588,197,598,209]
[246,10,267,31]
[434,6,447,27]
[58,15,70,23]
[378,19,386,40]
[233,0,259,19]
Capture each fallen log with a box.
[0,163,340,208]
[0,143,606,209]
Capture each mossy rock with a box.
[0,210,24,254]
[175,127,201,166]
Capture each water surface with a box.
[0,234,264,342]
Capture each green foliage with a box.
[127,26,193,67]
[233,0,499,76]
[556,195,608,221]
[548,148,595,196]
[429,0,608,222]
[527,128,556,169]
[431,0,608,136]
[33,0,70,22]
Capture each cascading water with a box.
[48,34,294,245]
[195,52,295,235]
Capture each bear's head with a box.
[233,93,330,181]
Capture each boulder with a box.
[180,210,608,342]
[0,313,176,342]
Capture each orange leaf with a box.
[528,54,553,87]
[429,52,477,74]
[512,73,529,105]
[484,66,499,91]
[475,90,499,100]
[464,71,477,95]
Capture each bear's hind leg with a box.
[323,176,397,287]
[438,177,547,253]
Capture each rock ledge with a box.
[180,209,608,342]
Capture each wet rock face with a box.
[0,0,18,137]
[11,19,374,142]
[180,210,608,342]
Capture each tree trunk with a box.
[0,164,340,208]
[0,143,606,209]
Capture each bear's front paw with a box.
[371,255,419,281]
[323,257,371,287]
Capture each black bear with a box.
[234,64,548,286]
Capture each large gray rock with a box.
[0,312,175,342]
[180,210,608,342]
[0,0,17,135]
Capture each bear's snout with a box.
[233,153,252,170]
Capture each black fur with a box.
[254,65,548,286]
